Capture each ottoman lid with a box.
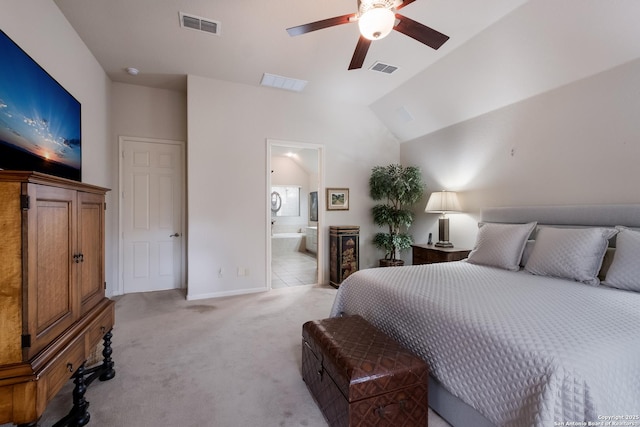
[302,315,428,402]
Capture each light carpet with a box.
[8,284,451,427]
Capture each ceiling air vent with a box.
[179,12,221,36]
[369,61,399,74]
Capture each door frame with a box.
[117,136,187,295]
[266,139,325,289]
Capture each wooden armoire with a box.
[0,171,115,426]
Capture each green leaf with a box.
[369,164,424,259]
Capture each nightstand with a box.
[412,244,471,265]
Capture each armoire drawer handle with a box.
[67,363,74,373]
[101,326,106,333]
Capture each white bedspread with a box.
[329,261,640,427]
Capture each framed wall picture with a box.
[327,188,349,211]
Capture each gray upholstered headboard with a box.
[480,204,640,228]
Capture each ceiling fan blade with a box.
[348,36,372,70]
[395,0,417,11]
[287,14,355,36]
[394,14,449,50]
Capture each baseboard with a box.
[186,286,267,300]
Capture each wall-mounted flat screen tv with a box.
[0,29,81,181]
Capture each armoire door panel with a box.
[78,191,105,316]
[26,184,77,360]
[35,200,72,330]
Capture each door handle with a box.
[169,233,180,237]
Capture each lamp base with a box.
[436,217,453,248]
[435,241,454,248]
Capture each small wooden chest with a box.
[302,315,428,427]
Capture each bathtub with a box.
[271,232,306,256]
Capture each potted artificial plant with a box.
[369,164,424,267]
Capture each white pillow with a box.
[524,227,618,285]
[602,226,640,292]
[467,222,537,271]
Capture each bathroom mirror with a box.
[271,186,300,217]
[309,191,318,221]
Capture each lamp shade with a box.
[425,191,461,213]
[358,6,395,40]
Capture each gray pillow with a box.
[467,222,537,271]
[524,227,618,285]
[602,226,640,292]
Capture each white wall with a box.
[1,1,116,293]
[401,58,640,253]
[187,75,399,299]
[111,83,187,141]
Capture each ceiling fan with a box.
[286,0,449,70]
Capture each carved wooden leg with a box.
[52,330,115,426]
[54,362,92,427]
[98,329,115,381]
[69,363,90,427]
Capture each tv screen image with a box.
[0,29,81,181]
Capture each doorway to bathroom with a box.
[267,139,324,289]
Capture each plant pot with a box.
[379,259,405,267]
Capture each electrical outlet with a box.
[237,267,250,277]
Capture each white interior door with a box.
[121,137,184,293]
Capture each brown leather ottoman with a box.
[302,315,428,427]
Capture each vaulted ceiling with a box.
[53,0,526,105]
[54,0,640,141]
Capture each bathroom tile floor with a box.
[272,251,318,288]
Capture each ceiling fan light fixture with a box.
[358,6,395,40]
[286,0,449,70]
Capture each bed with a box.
[329,204,640,427]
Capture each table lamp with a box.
[425,191,461,248]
